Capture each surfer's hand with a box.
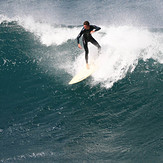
[78,44,82,49]
[90,30,95,34]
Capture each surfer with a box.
[77,21,101,69]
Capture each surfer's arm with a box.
[94,25,101,31]
[90,25,101,34]
[77,28,84,44]
[77,28,84,49]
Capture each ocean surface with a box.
[0,0,163,162]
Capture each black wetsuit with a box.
[77,25,101,63]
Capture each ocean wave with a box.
[1,15,163,88]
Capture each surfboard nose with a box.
[69,64,97,85]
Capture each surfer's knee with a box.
[85,49,89,62]
[85,47,88,54]
[84,43,89,55]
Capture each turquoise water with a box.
[0,0,163,162]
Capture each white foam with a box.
[0,151,56,162]
[0,15,12,23]
[17,16,79,46]
[68,26,163,88]
[0,15,79,46]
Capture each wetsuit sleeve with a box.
[92,25,101,32]
[77,28,84,44]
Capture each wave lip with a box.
[0,14,79,46]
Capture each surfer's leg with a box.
[90,37,101,54]
[83,39,89,64]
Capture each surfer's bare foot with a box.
[86,63,90,69]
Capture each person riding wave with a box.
[77,21,101,69]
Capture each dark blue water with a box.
[0,0,163,162]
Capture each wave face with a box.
[0,0,163,162]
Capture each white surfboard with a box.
[69,63,97,85]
